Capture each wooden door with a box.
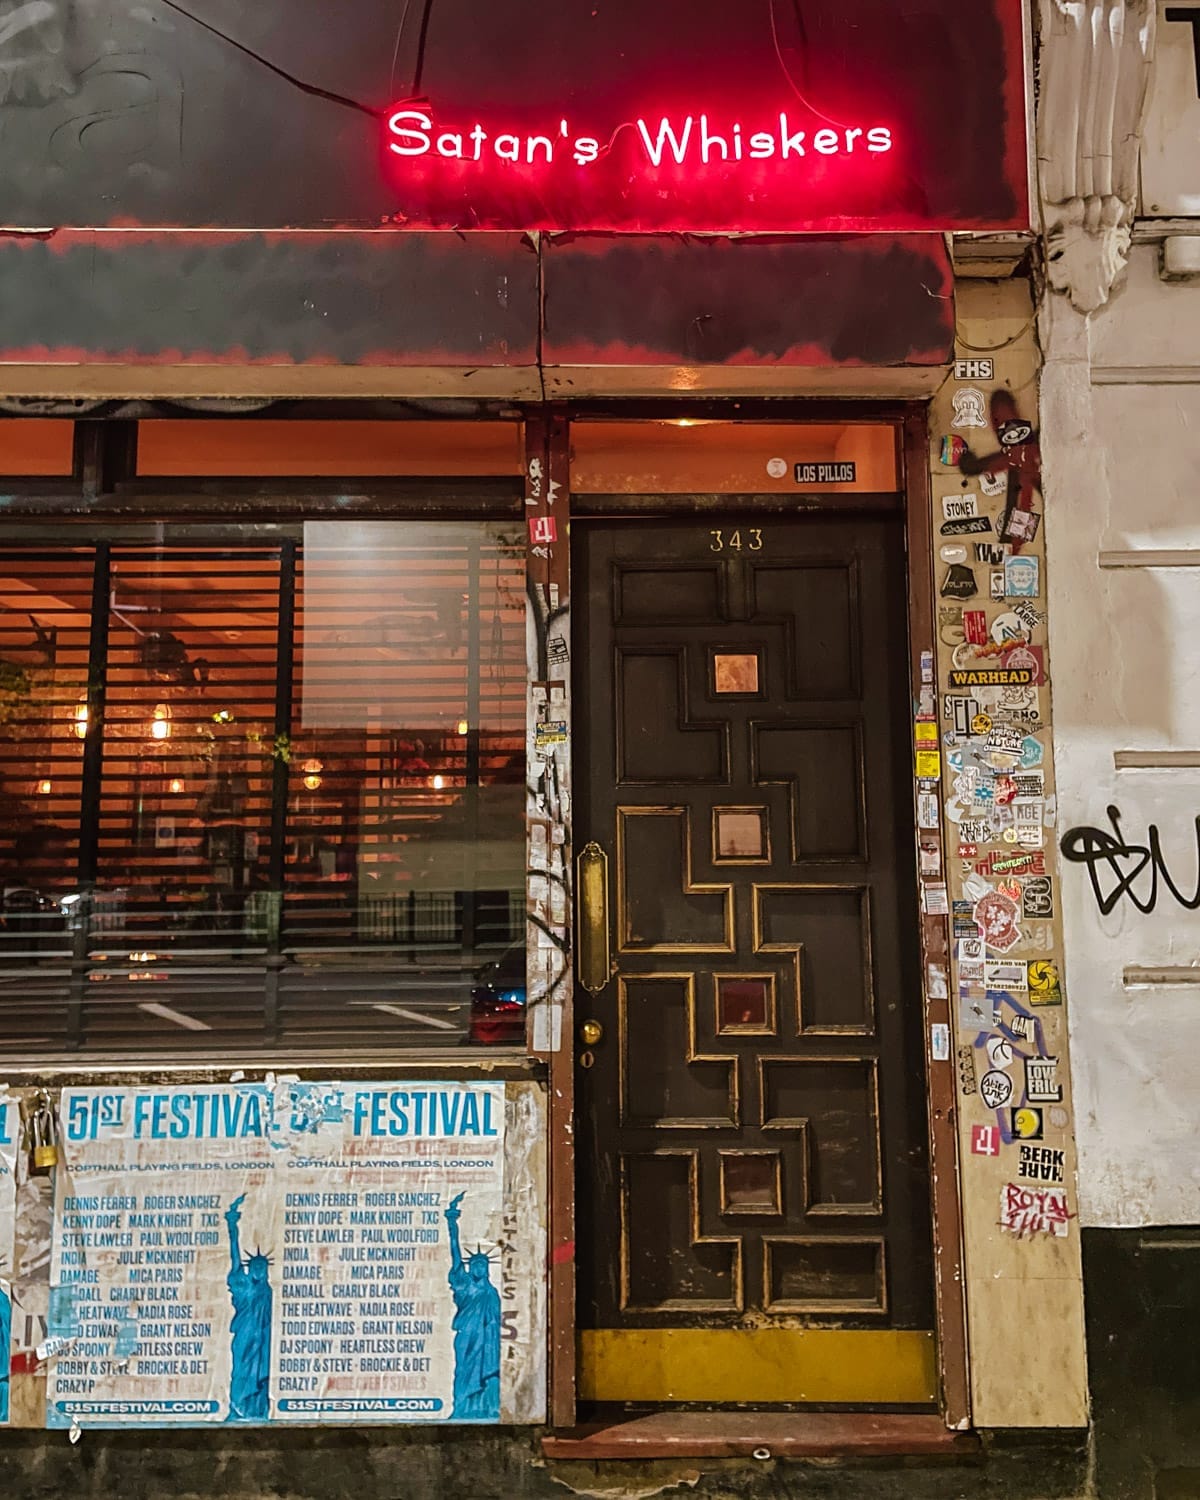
[573,514,936,1407]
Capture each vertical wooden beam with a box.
[903,408,971,1430]
[523,409,575,1427]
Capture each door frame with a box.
[530,401,968,1430]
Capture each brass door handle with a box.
[580,1019,604,1046]
[576,841,612,995]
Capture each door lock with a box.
[580,1018,604,1047]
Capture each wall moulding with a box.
[1038,0,1157,313]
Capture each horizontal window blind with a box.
[0,525,526,1056]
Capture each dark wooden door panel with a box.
[575,517,933,1340]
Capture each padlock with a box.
[26,1091,59,1175]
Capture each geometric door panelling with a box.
[576,517,933,1342]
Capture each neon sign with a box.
[386,110,894,169]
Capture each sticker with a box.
[952,388,988,429]
[1000,1183,1070,1238]
[919,837,942,876]
[940,434,967,466]
[1022,876,1054,919]
[960,610,987,646]
[1005,556,1040,597]
[939,605,965,631]
[922,881,949,915]
[795,462,857,484]
[986,726,1024,768]
[957,1043,978,1095]
[915,719,939,745]
[1027,960,1063,1005]
[974,542,1012,565]
[954,357,995,381]
[963,871,995,904]
[990,611,1029,647]
[979,470,1007,498]
[980,1069,1014,1109]
[971,712,993,736]
[1025,1056,1063,1104]
[766,457,788,479]
[917,792,940,829]
[940,516,993,536]
[529,515,557,545]
[974,891,1021,952]
[1049,1105,1070,1129]
[940,544,969,565]
[985,1035,1013,1069]
[1003,645,1045,685]
[1010,1107,1044,1141]
[985,961,1027,992]
[942,494,980,522]
[940,565,978,600]
[534,719,568,748]
[1012,599,1045,632]
[1020,736,1045,768]
[1008,1012,1035,1041]
[915,749,941,780]
[971,1124,1000,1156]
[990,569,1006,601]
[1002,508,1041,547]
[930,1022,950,1060]
[949,667,1034,688]
[1017,1145,1066,1184]
[960,818,992,845]
[927,963,949,1000]
[979,849,1046,878]
[956,933,983,972]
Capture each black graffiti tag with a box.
[1060,805,1200,915]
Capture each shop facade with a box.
[0,0,1109,1493]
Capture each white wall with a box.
[1043,244,1200,1226]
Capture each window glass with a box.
[0,525,526,1054]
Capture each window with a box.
[0,522,525,1054]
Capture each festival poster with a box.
[45,1082,511,1427]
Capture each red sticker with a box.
[963,610,988,645]
[529,516,557,545]
[971,1124,1000,1157]
[973,890,1021,952]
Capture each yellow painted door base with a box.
[579,1329,937,1405]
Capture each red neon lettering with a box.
[386,108,895,172]
[636,115,694,165]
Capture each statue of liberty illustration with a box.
[444,1191,501,1420]
[225,1194,272,1422]
[0,1277,10,1424]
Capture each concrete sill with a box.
[541,1412,978,1461]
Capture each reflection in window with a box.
[0,524,526,1053]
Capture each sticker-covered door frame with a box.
[526,403,967,1430]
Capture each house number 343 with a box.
[709,528,763,552]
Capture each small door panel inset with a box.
[712,651,760,695]
[713,806,769,863]
[715,975,775,1035]
[720,1151,783,1216]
